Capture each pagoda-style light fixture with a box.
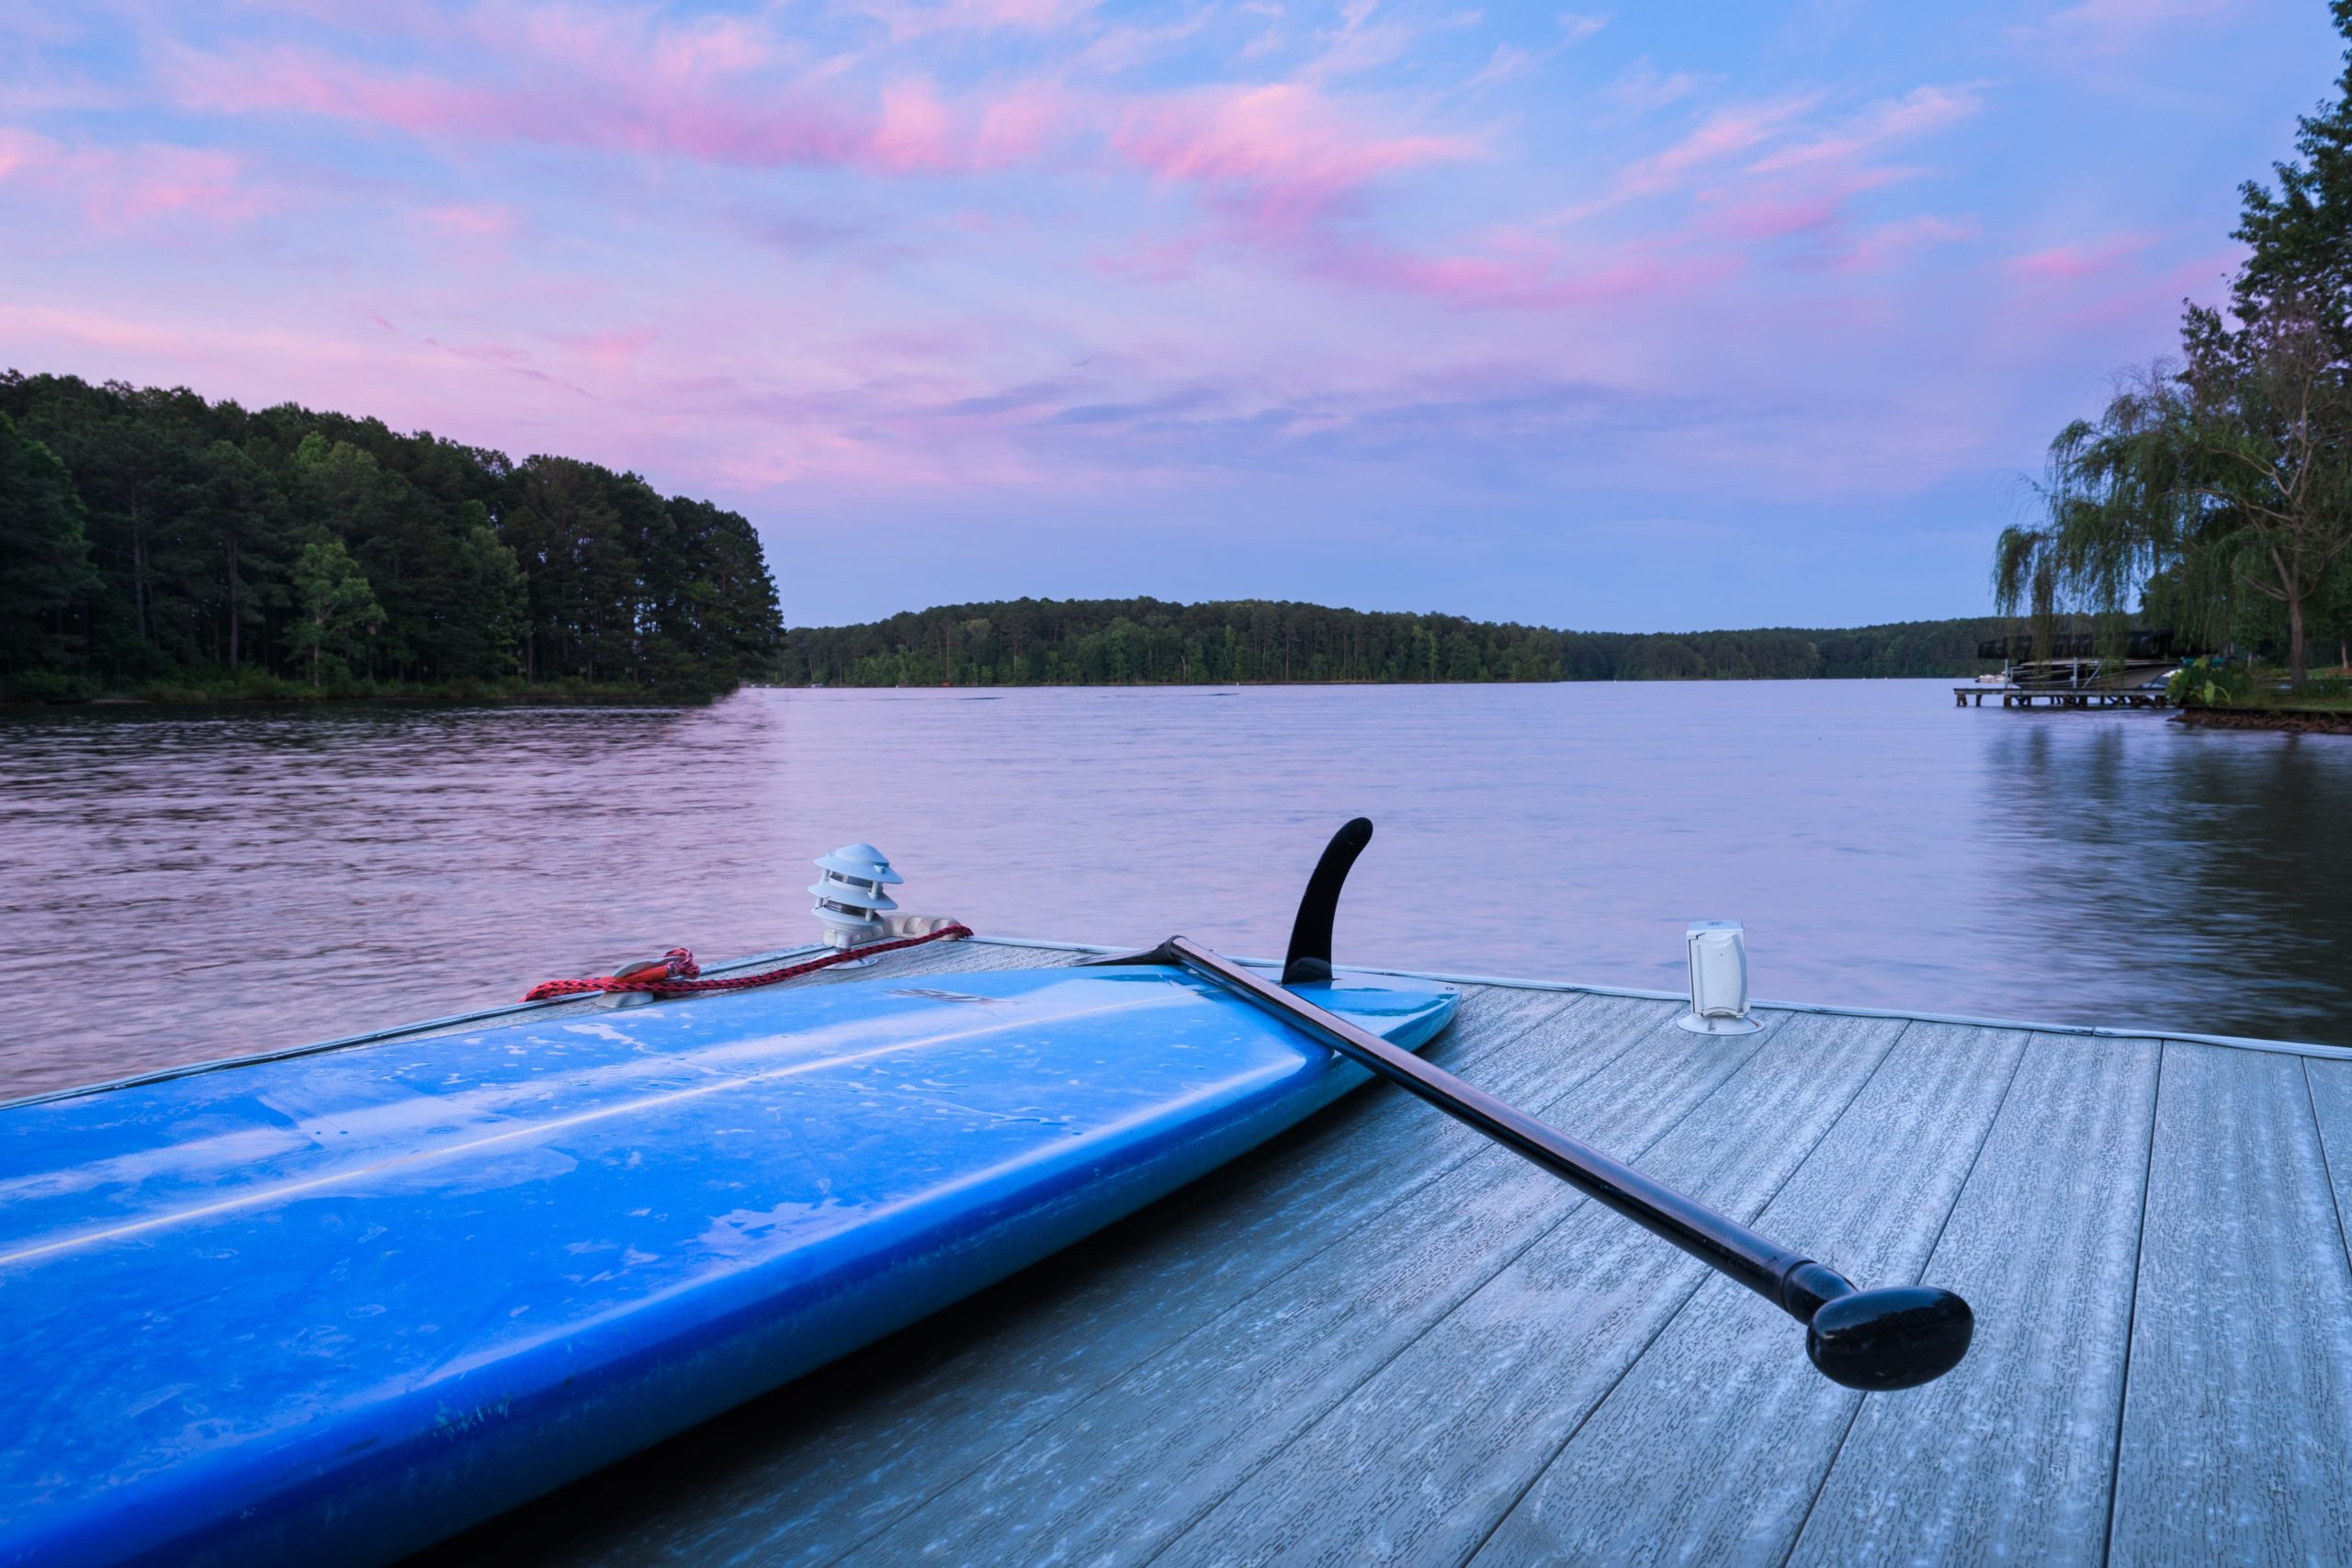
[1679,920,1764,1035]
[810,843,903,949]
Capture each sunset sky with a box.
[1,0,2339,628]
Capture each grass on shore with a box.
[2245,671,2352,712]
[2170,660,2352,714]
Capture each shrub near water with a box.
[2168,658,2258,708]
[2167,658,2352,710]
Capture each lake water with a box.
[4,680,2348,1099]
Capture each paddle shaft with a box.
[1163,937,1844,1323]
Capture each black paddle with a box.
[1087,818,1973,1393]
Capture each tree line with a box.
[782,598,2007,687]
[1996,0,2352,691]
[0,372,784,700]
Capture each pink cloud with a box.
[417,203,514,239]
[1573,82,1977,236]
[0,303,198,358]
[147,9,1486,220]
[561,327,660,373]
[1074,10,1219,75]
[1605,61,1707,115]
[95,147,264,224]
[1829,214,1980,273]
[1120,194,1741,314]
[1463,44,1536,93]
[1089,230,1216,284]
[1293,0,1479,85]
[1611,95,1823,200]
[1093,83,1618,310]
[1692,161,1911,245]
[975,80,1070,164]
[368,313,592,397]
[1115,84,1474,220]
[0,131,275,228]
[451,5,795,83]
[1747,85,1981,174]
[1993,238,2235,343]
[642,14,785,76]
[2007,234,2154,279]
[1985,262,2234,361]
[0,302,399,380]
[1316,241,1737,312]
[851,0,1103,41]
[0,127,55,180]
[1703,188,1852,243]
[164,40,1077,178]
[167,45,873,167]
[2020,0,2236,53]
[869,78,958,171]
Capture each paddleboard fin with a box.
[1080,817,1375,983]
[1280,817,1371,985]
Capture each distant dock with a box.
[1953,678,2169,709]
[1958,629,2190,709]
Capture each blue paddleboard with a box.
[0,963,1455,1567]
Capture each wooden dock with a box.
[409,936,2352,1568]
[1954,682,2170,708]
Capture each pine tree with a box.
[188,439,288,672]
[0,413,98,671]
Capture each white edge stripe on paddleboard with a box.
[0,992,1167,1271]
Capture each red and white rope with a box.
[523,924,972,1002]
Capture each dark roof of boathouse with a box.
[407,936,2352,1568]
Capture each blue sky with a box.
[1,0,2342,628]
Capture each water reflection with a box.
[2,682,2346,1099]
[1984,720,2352,1043]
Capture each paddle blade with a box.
[1804,1286,1974,1391]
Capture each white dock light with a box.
[1679,920,1764,1035]
[810,843,903,949]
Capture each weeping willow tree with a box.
[1993,365,2199,674]
[1995,299,2352,692]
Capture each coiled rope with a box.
[523,924,972,1002]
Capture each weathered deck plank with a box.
[2108,1043,2352,1567]
[1173,1018,2007,1568]
[435,966,1607,1567]
[1787,1032,2161,1567]
[1450,1021,2017,1568]
[857,1009,1898,1567]
[2301,1056,2352,1276]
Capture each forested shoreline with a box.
[0,372,784,703]
[783,599,2008,687]
[0,374,2045,703]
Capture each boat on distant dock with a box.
[1954,627,2196,708]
